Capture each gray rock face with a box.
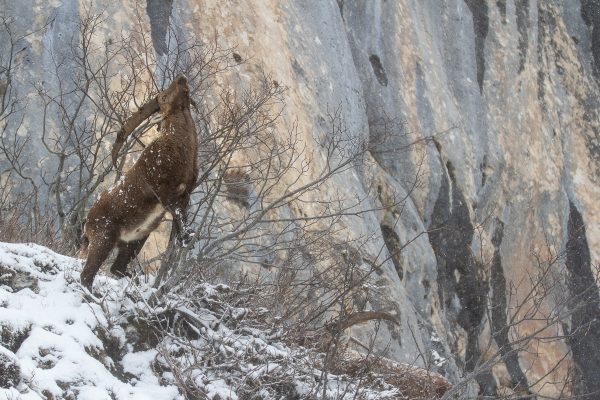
[3,0,600,396]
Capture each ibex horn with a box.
[112,97,160,166]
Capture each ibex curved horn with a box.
[112,97,159,166]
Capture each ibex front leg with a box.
[168,193,193,247]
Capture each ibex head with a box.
[112,75,192,165]
[157,75,191,116]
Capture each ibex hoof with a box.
[79,278,101,300]
[110,268,132,279]
[80,274,93,292]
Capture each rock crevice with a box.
[565,201,600,397]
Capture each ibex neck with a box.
[162,108,196,137]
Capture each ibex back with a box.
[80,75,198,289]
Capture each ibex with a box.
[80,75,198,290]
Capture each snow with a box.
[0,242,182,400]
[431,349,448,368]
[205,379,238,400]
[121,350,161,385]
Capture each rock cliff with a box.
[2,0,600,397]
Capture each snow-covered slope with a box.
[1,242,443,399]
[0,242,181,399]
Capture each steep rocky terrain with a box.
[2,0,600,397]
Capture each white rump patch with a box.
[120,204,165,242]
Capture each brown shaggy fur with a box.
[80,76,198,289]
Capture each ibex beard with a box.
[80,75,199,290]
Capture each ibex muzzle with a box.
[80,75,198,290]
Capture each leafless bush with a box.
[0,15,59,247]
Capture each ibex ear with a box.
[112,96,160,166]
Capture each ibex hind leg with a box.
[110,237,148,278]
[81,237,115,290]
